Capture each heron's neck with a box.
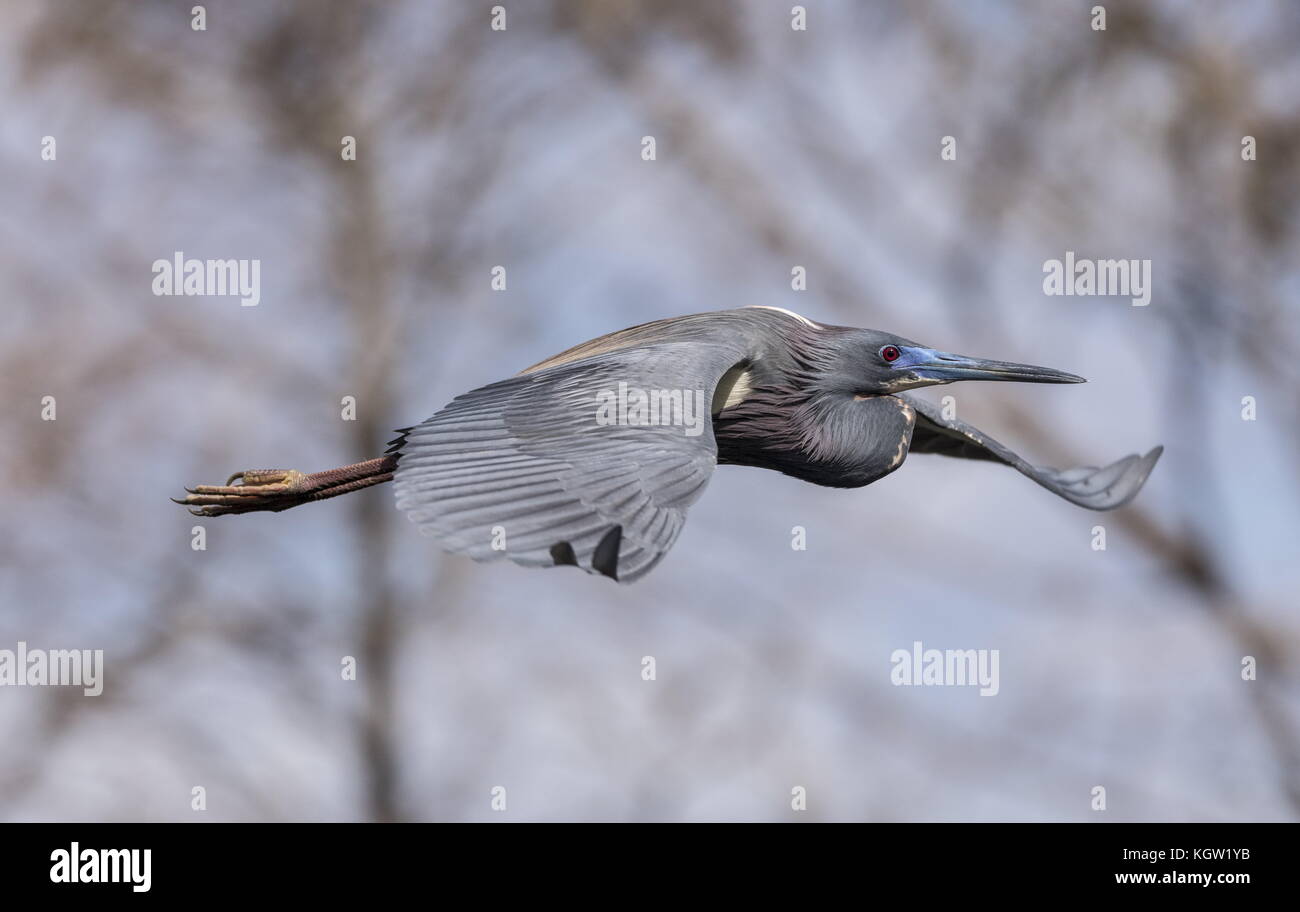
[714,381,915,488]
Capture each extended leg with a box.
[175,456,397,516]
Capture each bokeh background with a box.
[1,0,1297,821]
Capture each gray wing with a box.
[393,341,747,583]
[899,393,1162,510]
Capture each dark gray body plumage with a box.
[392,307,1160,583]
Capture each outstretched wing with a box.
[899,393,1162,510]
[393,341,748,583]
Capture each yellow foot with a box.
[174,469,308,516]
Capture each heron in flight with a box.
[177,307,1162,583]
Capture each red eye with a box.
[880,345,901,363]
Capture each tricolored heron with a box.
[177,307,1162,582]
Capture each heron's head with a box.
[829,329,1086,395]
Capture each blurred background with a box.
[1,0,1297,821]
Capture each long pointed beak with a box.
[907,349,1086,384]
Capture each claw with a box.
[175,468,307,517]
[175,465,389,517]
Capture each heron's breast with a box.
[805,394,914,487]
[713,392,916,489]
[856,394,916,472]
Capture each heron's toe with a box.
[174,468,307,516]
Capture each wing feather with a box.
[900,393,1161,510]
[394,341,748,582]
